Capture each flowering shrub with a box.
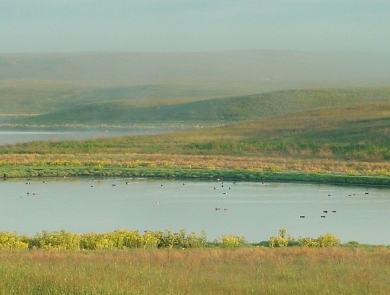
[298,233,341,247]
[219,234,246,248]
[269,229,294,248]
[0,232,29,250]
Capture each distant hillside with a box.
[11,87,390,127]
[196,101,390,144]
[5,100,390,163]
[0,80,247,115]
[1,50,390,118]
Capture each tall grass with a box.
[0,247,389,294]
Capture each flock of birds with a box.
[154,179,232,211]
[298,191,370,219]
[22,178,371,219]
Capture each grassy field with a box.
[2,90,390,177]
[1,247,390,294]
[2,87,390,185]
[5,87,390,127]
[0,79,247,116]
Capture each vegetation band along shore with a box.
[0,228,375,250]
[2,164,390,187]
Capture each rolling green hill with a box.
[2,50,390,129]
[4,99,390,163]
[0,80,255,115]
[10,87,390,127]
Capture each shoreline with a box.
[2,165,390,187]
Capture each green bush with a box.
[184,230,207,248]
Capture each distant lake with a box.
[0,178,389,245]
[0,127,178,145]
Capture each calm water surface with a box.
[0,128,178,145]
[0,178,389,244]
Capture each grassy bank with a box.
[0,247,389,294]
[2,164,390,186]
[2,87,390,186]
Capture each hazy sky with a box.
[1,0,389,53]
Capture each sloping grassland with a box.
[9,87,390,127]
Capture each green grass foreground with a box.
[1,247,390,294]
[0,229,388,294]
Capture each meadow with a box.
[1,228,388,294]
[0,247,389,294]
[5,87,390,127]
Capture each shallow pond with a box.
[0,127,179,145]
[0,177,389,245]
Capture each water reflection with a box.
[0,178,389,245]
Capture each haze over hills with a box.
[1,50,390,128]
[11,88,390,127]
[1,50,390,86]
